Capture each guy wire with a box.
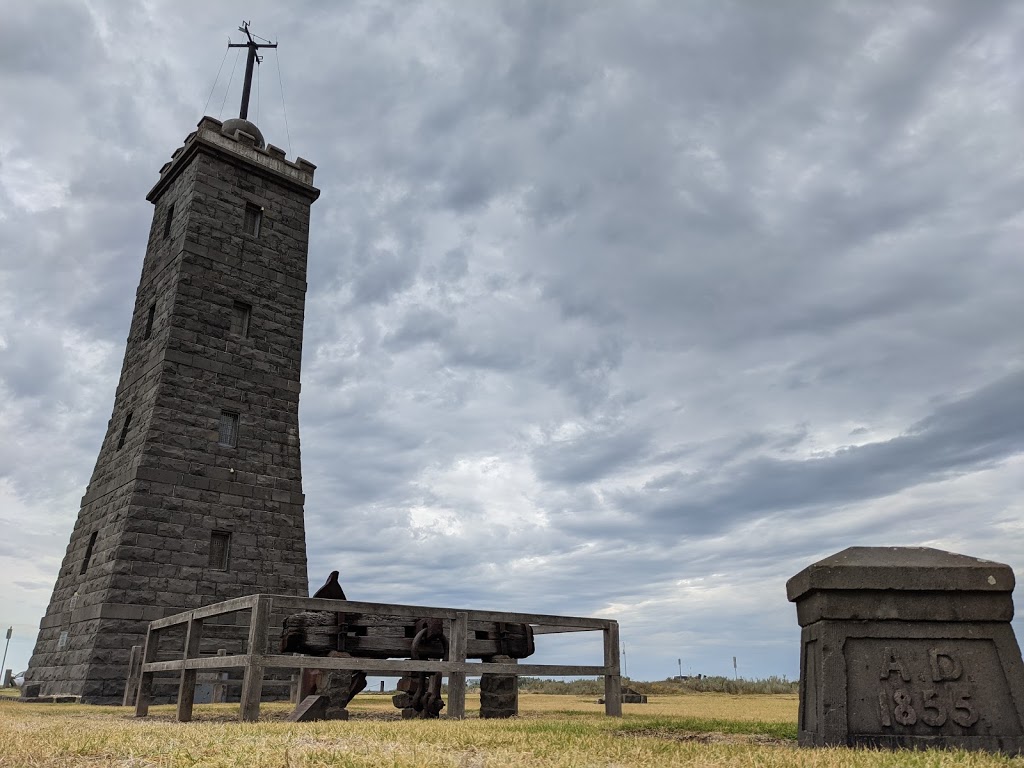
[219,47,242,119]
[275,49,293,157]
[202,42,231,116]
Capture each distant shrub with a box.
[516,675,798,696]
[638,675,798,695]
[516,678,604,695]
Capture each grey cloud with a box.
[350,248,420,306]
[382,307,456,351]
[0,326,64,400]
[434,249,469,283]
[0,1,101,76]
[533,425,652,485]
[620,370,1024,535]
[441,150,504,212]
[12,579,51,591]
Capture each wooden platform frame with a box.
[132,594,622,721]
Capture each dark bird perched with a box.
[312,571,347,600]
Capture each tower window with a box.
[116,411,133,450]
[209,530,231,570]
[218,411,239,447]
[242,203,262,237]
[80,531,98,574]
[144,304,156,340]
[230,301,251,337]
[163,202,174,239]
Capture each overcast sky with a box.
[2,0,1023,683]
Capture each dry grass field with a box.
[1,691,1021,767]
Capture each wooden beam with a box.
[470,663,608,677]
[121,645,142,707]
[531,625,600,635]
[134,626,160,718]
[149,595,258,629]
[270,596,459,619]
[603,621,622,717]
[142,655,252,673]
[460,609,609,629]
[176,613,203,722]
[151,594,610,631]
[447,611,468,719]
[150,656,597,675]
[286,633,533,660]
[239,597,271,722]
[258,655,606,676]
[268,596,610,629]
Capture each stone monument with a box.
[788,546,1024,754]
[24,53,320,701]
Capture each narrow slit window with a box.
[163,202,174,239]
[242,203,262,237]
[218,411,239,447]
[80,531,98,574]
[144,304,156,340]
[116,411,133,450]
[209,530,231,570]
[230,301,251,337]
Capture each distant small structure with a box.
[598,686,647,705]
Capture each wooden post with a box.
[239,597,271,722]
[603,621,622,717]
[212,649,227,703]
[176,612,203,722]
[122,645,142,707]
[134,627,160,717]
[447,611,469,719]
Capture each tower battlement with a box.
[152,116,317,200]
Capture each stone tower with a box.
[25,115,319,703]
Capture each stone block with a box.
[788,547,1024,754]
[480,657,519,719]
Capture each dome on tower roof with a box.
[220,118,265,149]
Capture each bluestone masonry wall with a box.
[25,117,319,703]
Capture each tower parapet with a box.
[153,116,317,196]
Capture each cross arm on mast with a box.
[227,21,278,121]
